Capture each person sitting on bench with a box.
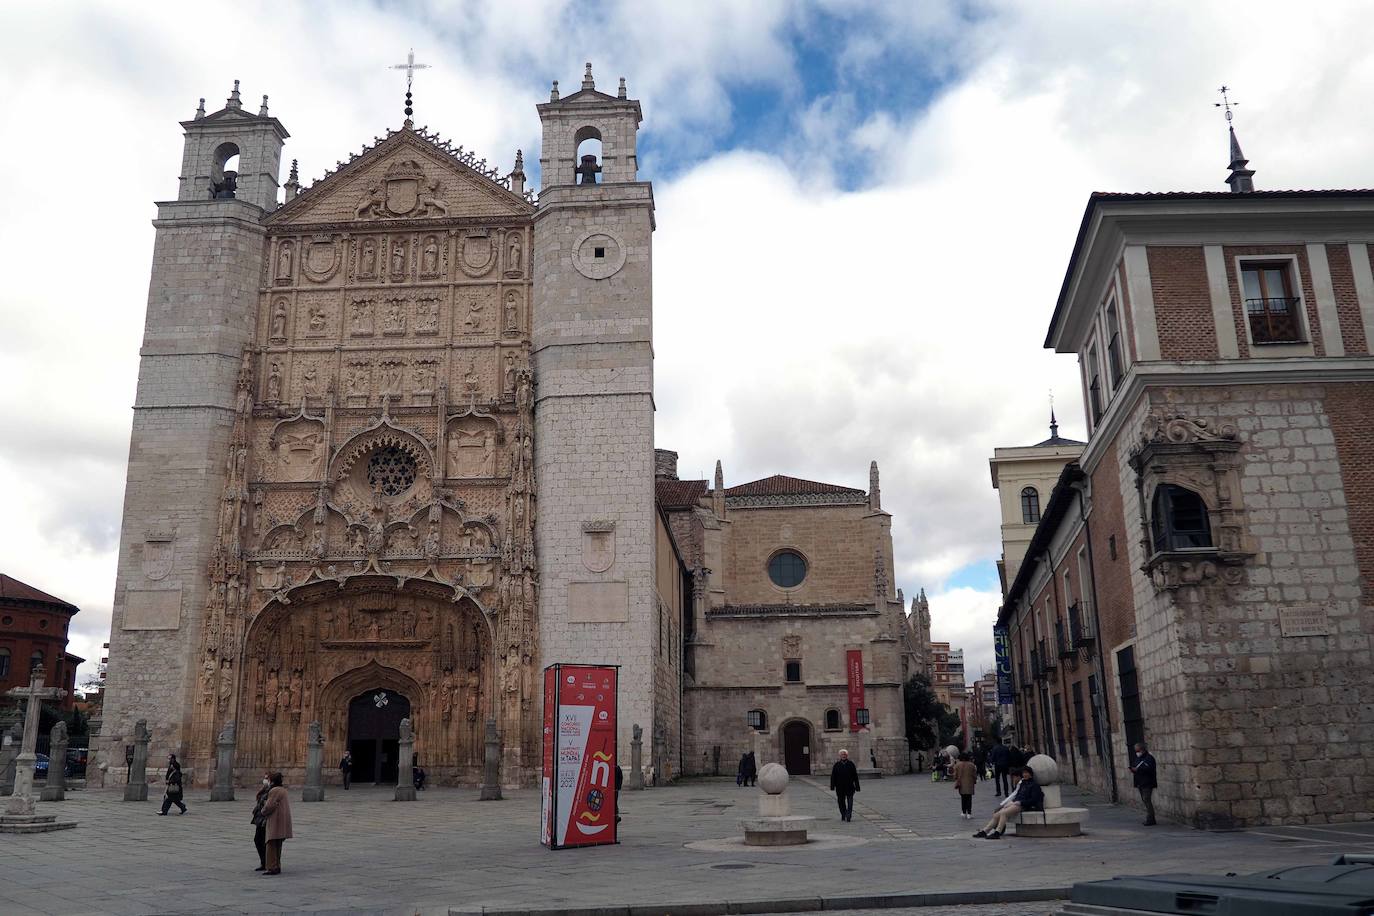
[974,766,1044,839]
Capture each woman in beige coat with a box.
[952,752,978,820]
[260,771,293,875]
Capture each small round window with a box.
[768,550,807,588]
[366,446,417,497]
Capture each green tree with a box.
[903,675,962,749]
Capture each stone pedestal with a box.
[123,720,150,802]
[302,722,325,802]
[479,719,502,801]
[628,723,645,790]
[40,724,67,802]
[394,717,415,802]
[740,762,814,847]
[1013,754,1088,838]
[210,722,236,802]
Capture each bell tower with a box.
[532,65,661,761]
[98,82,287,784]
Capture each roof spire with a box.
[618,77,627,99]
[259,94,270,117]
[869,460,881,511]
[195,97,206,119]
[509,149,526,196]
[582,61,595,91]
[226,79,242,110]
[714,459,724,491]
[284,159,300,201]
[1049,390,1059,439]
[550,79,559,102]
[1215,85,1255,193]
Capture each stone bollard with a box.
[740,762,814,846]
[302,722,325,802]
[40,722,68,802]
[123,720,150,802]
[0,724,19,796]
[394,717,415,802]
[627,723,645,790]
[479,719,502,801]
[210,721,236,801]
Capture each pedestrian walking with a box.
[259,771,293,875]
[614,763,624,824]
[1129,742,1158,826]
[989,738,1011,796]
[743,751,757,786]
[251,772,270,871]
[339,751,353,790]
[829,749,861,822]
[952,752,977,819]
[158,754,187,815]
[973,766,1044,839]
[973,744,988,782]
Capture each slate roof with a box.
[0,574,78,611]
[1030,433,1086,448]
[724,475,865,498]
[655,479,709,510]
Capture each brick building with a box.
[657,452,918,776]
[997,131,1374,827]
[0,574,83,711]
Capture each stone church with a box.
[95,67,674,788]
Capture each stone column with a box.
[0,724,18,796]
[627,723,645,790]
[210,721,236,801]
[40,722,68,802]
[479,719,502,801]
[123,720,150,802]
[394,717,415,802]
[302,721,325,802]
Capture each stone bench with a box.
[1014,806,1089,837]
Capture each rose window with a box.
[366,446,417,497]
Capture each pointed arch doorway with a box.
[348,688,411,784]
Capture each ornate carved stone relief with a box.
[383,296,408,335]
[458,230,496,278]
[298,292,336,339]
[349,297,376,337]
[302,236,341,283]
[419,233,446,280]
[414,295,441,335]
[457,288,493,336]
[269,297,289,342]
[502,289,523,337]
[353,159,451,220]
[447,419,500,479]
[504,231,523,279]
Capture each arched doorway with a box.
[782,720,812,776]
[348,688,411,784]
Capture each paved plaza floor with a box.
[3,772,1372,916]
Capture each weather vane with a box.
[1214,85,1238,124]
[390,49,431,126]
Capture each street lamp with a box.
[855,708,870,727]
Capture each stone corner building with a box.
[95,69,678,788]
[998,131,1374,827]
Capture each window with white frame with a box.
[1241,261,1305,345]
[1105,300,1124,387]
[1085,341,1103,425]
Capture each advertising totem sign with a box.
[846,649,865,732]
[993,626,1015,705]
[541,663,619,849]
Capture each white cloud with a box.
[4,1,1374,691]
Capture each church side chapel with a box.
[97,63,666,789]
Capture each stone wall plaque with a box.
[568,581,628,623]
[124,588,183,630]
[1279,605,1330,637]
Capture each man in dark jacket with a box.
[974,766,1044,839]
[339,751,353,790]
[829,749,861,822]
[1129,742,1158,826]
[989,739,1011,795]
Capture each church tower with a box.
[98,83,286,780]
[532,65,658,757]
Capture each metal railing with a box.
[1245,297,1304,345]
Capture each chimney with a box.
[654,449,679,480]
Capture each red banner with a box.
[541,664,618,849]
[846,649,865,733]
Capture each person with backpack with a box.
[158,754,187,815]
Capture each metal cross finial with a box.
[1214,85,1238,123]
[389,48,431,125]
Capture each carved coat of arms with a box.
[581,521,616,573]
[355,159,449,220]
[143,530,174,581]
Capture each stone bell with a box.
[576,155,600,186]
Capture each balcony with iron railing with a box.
[1030,648,1045,682]
[1038,638,1057,671]
[1069,602,1095,646]
[1245,297,1305,345]
[1056,621,1076,659]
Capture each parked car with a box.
[66,747,88,779]
[33,753,49,779]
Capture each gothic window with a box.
[1020,487,1041,524]
[1150,485,1212,553]
[1241,262,1304,345]
[784,660,802,683]
[0,648,9,678]
[768,550,807,588]
[824,708,841,731]
[366,446,418,498]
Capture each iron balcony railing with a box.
[1038,638,1057,671]
[1069,603,1095,646]
[1245,297,1304,345]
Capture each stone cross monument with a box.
[5,666,66,816]
[210,721,236,801]
[40,721,69,802]
[302,721,325,802]
[479,719,502,801]
[394,717,415,801]
[123,719,150,802]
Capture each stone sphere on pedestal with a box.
[943,745,959,759]
[758,762,789,795]
[1027,753,1059,786]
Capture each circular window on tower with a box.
[366,445,418,498]
[768,550,808,589]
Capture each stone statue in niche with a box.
[350,299,374,336]
[379,362,403,398]
[390,241,406,277]
[266,361,282,402]
[384,298,406,334]
[504,353,517,395]
[507,234,522,276]
[359,238,378,278]
[421,236,440,275]
[515,371,531,412]
[504,291,519,332]
[462,360,481,397]
[463,295,483,332]
[346,363,369,396]
[265,669,280,721]
[308,305,328,335]
[271,299,288,340]
[448,428,496,478]
[414,297,439,333]
[412,362,437,395]
[301,365,320,399]
[276,242,293,280]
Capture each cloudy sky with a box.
[3,0,1372,686]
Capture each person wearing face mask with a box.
[259,771,293,875]
[251,773,271,872]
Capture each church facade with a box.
[95,68,673,788]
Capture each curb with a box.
[449,886,1071,916]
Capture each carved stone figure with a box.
[422,236,440,275]
[356,186,384,219]
[266,362,282,402]
[276,242,293,280]
[504,291,519,331]
[308,306,327,334]
[360,238,378,277]
[347,363,369,396]
[504,353,517,394]
[391,241,406,276]
[384,298,406,334]
[463,295,483,332]
[419,182,448,216]
[271,299,288,339]
[415,297,439,333]
[507,234,522,275]
[350,299,374,336]
[463,360,480,397]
